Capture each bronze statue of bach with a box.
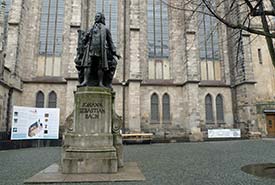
[74,12,120,89]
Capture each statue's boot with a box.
[104,77,113,89]
[107,84,113,90]
[98,82,104,87]
[105,69,114,90]
[78,81,87,87]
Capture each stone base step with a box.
[61,146,118,174]
[63,147,117,159]
[62,157,118,174]
[63,133,114,148]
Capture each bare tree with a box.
[162,0,275,67]
[201,0,275,66]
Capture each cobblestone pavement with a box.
[1,140,275,185]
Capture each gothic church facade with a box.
[0,0,274,140]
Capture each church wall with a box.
[65,80,78,118]
[0,0,23,135]
[168,1,186,83]
[251,35,275,135]
[112,85,123,116]
[0,78,22,135]
[252,35,275,100]
[16,0,40,79]
[198,86,234,128]
[20,83,67,126]
[0,0,273,140]
[139,84,187,137]
[63,0,81,79]
[15,0,80,79]
[0,85,11,132]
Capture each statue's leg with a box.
[104,59,117,89]
[78,68,84,84]
[104,66,115,89]
[97,57,106,87]
[79,67,90,86]
[98,68,105,87]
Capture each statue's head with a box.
[94,12,105,25]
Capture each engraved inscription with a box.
[80,102,105,119]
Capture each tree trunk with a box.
[260,3,275,67]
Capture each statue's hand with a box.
[75,65,82,71]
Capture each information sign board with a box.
[11,106,60,140]
[208,129,241,138]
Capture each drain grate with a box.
[241,163,275,179]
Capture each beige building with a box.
[0,0,274,141]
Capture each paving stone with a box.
[1,140,275,185]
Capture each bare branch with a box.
[244,0,254,12]
[201,0,275,38]
[160,0,214,17]
[251,10,275,16]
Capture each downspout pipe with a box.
[6,88,13,137]
[122,0,127,133]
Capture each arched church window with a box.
[151,93,159,122]
[147,0,169,58]
[216,94,224,123]
[48,91,57,108]
[39,0,64,56]
[162,93,170,122]
[198,0,220,61]
[205,94,213,123]
[96,0,118,44]
[36,91,45,108]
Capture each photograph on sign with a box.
[11,106,60,140]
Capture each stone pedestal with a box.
[61,87,119,174]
